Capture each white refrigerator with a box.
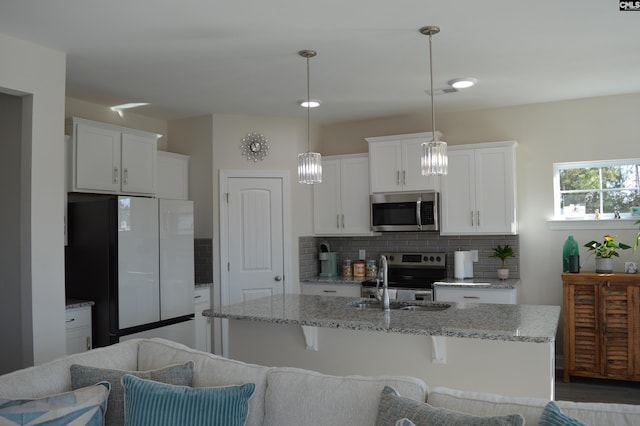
[65,196,195,348]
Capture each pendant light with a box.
[420,26,448,176]
[298,49,322,184]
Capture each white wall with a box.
[0,33,67,366]
[167,115,213,238]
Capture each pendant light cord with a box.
[429,32,437,143]
[307,55,311,152]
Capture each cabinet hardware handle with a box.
[123,168,128,184]
[403,170,406,185]
[471,211,474,226]
[477,211,480,227]
[323,290,337,293]
[336,214,340,228]
[341,214,345,228]
[66,318,75,323]
[113,167,119,184]
[463,296,480,299]
[194,295,202,299]
[86,336,91,351]
[396,170,400,185]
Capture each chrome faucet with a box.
[375,255,390,312]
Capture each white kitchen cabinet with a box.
[313,154,372,235]
[194,287,212,352]
[66,305,92,355]
[157,151,189,200]
[366,132,441,193]
[434,286,518,304]
[440,141,517,235]
[67,117,158,195]
[302,282,362,298]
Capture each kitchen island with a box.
[205,294,560,399]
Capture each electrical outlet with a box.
[359,249,366,260]
[471,250,479,262]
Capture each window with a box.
[554,159,640,220]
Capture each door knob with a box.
[274,276,283,281]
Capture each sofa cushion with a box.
[428,386,640,426]
[263,367,428,426]
[136,338,269,426]
[0,382,109,426]
[0,339,140,400]
[122,374,255,426]
[539,401,587,426]
[376,386,524,426]
[70,361,194,426]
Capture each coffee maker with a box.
[319,242,338,277]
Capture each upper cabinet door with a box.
[401,138,441,192]
[157,151,190,200]
[313,159,342,235]
[368,141,403,193]
[73,122,121,193]
[121,132,157,195]
[440,141,517,235]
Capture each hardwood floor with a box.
[556,371,640,405]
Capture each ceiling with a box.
[1,1,639,125]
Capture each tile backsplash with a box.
[299,233,520,281]
[194,238,213,284]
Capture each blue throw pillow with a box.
[121,374,255,426]
[0,382,110,426]
[539,401,588,426]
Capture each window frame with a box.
[553,158,640,221]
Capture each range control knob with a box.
[436,256,441,262]
[429,256,435,262]
[423,256,429,262]
[388,255,394,261]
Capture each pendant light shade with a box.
[298,49,322,184]
[420,26,448,176]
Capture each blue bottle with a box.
[563,236,579,272]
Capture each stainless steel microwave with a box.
[370,192,439,232]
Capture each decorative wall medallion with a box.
[241,132,270,162]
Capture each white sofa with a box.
[1,338,639,425]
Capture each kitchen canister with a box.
[353,261,366,277]
[366,259,378,278]
[342,259,353,278]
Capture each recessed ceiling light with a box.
[297,99,321,108]
[448,78,477,89]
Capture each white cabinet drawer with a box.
[435,287,517,304]
[302,283,361,298]
[65,306,92,329]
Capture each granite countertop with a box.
[65,299,95,309]
[433,278,520,289]
[205,294,559,343]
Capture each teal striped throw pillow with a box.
[539,401,588,426]
[121,374,255,426]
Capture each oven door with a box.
[370,192,439,232]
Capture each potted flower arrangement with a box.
[490,244,515,280]
[584,234,631,273]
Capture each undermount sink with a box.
[346,300,451,312]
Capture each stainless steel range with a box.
[361,252,447,301]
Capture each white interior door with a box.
[219,171,291,357]
[227,177,285,303]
